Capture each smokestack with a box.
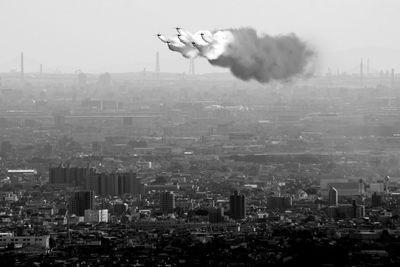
[155,52,160,73]
[20,52,24,83]
[392,68,395,89]
[367,58,370,75]
[360,58,363,82]
[40,64,43,75]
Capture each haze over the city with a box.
[0,0,399,74]
[2,1,400,266]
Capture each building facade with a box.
[328,187,338,206]
[160,191,175,214]
[84,209,109,223]
[49,166,95,187]
[0,235,50,249]
[88,172,142,196]
[230,191,246,220]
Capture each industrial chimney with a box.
[20,52,24,83]
[391,69,395,89]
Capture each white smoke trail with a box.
[199,30,234,60]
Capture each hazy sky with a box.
[0,0,399,74]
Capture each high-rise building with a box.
[49,166,95,187]
[88,172,142,196]
[230,190,246,220]
[327,201,365,219]
[328,187,338,206]
[324,182,364,197]
[69,191,94,216]
[371,192,383,207]
[159,191,175,214]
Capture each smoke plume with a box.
[157,27,315,83]
[210,28,314,83]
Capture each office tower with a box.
[230,190,246,220]
[328,187,338,206]
[159,191,175,214]
[69,191,94,216]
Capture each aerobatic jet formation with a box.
[156,31,199,58]
[156,27,230,60]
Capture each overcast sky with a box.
[0,0,399,74]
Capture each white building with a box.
[137,161,152,169]
[84,209,108,223]
[0,235,49,249]
[2,192,18,202]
